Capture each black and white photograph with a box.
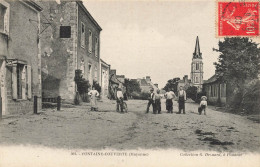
[0,0,259,166]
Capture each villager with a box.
[116,88,124,113]
[88,86,100,111]
[177,86,186,114]
[198,96,207,115]
[164,89,176,113]
[146,88,155,113]
[155,89,162,114]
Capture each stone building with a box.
[38,0,102,103]
[137,76,158,93]
[177,75,192,90]
[203,74,229,106]
[100,59,110,99]
[190,36,203,91]
[0,0,42,115]
[108,69,126,100]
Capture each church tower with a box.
[191,36,203,92]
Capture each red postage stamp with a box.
[218,1,260,36]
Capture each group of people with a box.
[146,86,207,115]
[88,85,207,115]
[146,86,187,114]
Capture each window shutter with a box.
[22,65,26,99]
[12,64,17,99]
[27,65,32,99]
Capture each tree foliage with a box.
[186,86,198,101]
[163,77,180,94]
[125,79,141,96]
[214,37,260,86]
[213,37,260,114]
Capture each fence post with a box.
[57,96,61,111]
[34,96,37,114]
[0,97,2,120]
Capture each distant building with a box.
[203,73,229,106]
[38,0,102,103]
[100,59,110,99]
[191,36,204,91]
[137,76,158,93]
[178,75,192,90]
[116,75,126,91]
[108,69,126,99]
[0,0,42,115]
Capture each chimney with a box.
[110,69,116,75]
[154,83,158,88]
[146,76,151,82]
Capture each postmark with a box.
[217,0,260,36]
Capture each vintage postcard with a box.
[0,0,259,166]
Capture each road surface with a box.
[0,99,259,152]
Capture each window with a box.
[221,83,226,97]
[88,63,92,82]
[210,85,213,97]
[94,67,97,81]
[81,22,85,48]
[60,26,71,38]
[88,30,92,53]
[195,76,198,83]
[95,37,98,57]
[12,63,32,100]
[0,1,9,35]
[196,62,199,70]
[80,59,84,74]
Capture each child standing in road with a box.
[199,96,207,115]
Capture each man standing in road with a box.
[164,89,176,113]
[116,88,124,113]
[146,88,155,113]
[177,86,186,114]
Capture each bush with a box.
[240,80,260,114]
[74,70,91,103]
[186,86,198,101]
[195,91,206,103]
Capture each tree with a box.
[163,77,180,94]
[213,37,260,112]
[186,86,198,101]
[214,37,260,86]
[125,79,141,97]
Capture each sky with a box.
[83,0,220,88]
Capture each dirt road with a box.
[0,99,259,152]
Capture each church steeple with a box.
[191,36,203,92]
[193,36,202,59]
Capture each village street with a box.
[0,99,259,152]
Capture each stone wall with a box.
[39,0,77,102]
[3,1,41,114]
[77,3,101,86]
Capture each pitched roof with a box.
[203,74,217,84]
[140,79,150,86]
[193,36,202,59]
[77,1,102,31]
